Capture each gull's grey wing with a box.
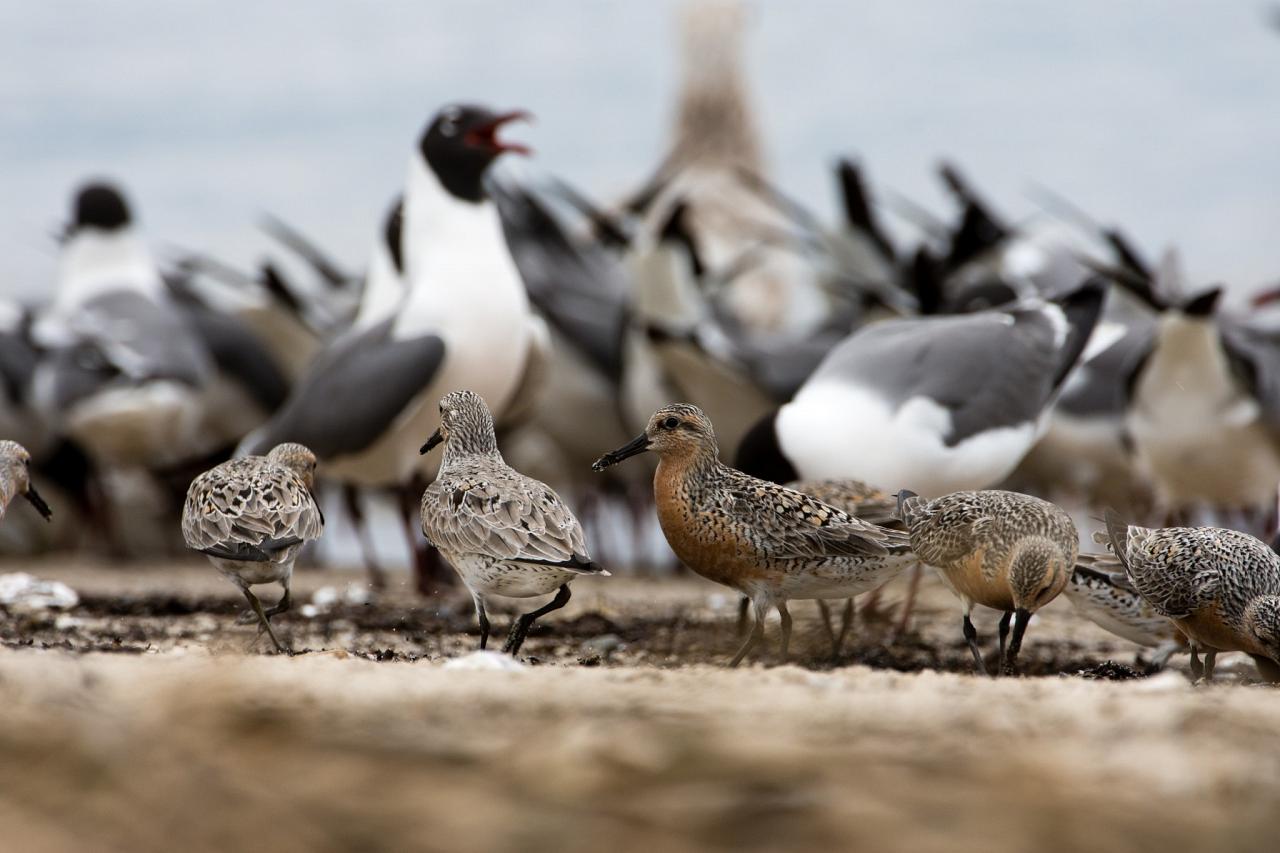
[182,306,290,412]
[75,291,211,386]
[807,280,1105,445]
[420,468,598,570]
[491,179,628,382]
[1219,316,1280,433]
[1059,321,1157,418]
[241,319,444,460]
[181,457,323,559]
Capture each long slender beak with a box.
[419,428,444,455]
[592,434,651,471]
[24,485,53,521]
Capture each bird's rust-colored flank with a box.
[595,404,916,666]
[1104,512,1280,682]
[898,489,1078,675]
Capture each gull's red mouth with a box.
[466,110,533,155]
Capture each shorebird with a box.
[897,489,1077,675]
[181,443,324,653]
[0,441,53,523]
[1066,553,1185,670]
[420,391,608,656]
[1102,512,1280,682]
[593,403,916,666]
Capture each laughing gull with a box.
[0,441,53,523]
[182,443,323,653]
[593,403,916,667]
[735,278,1107,498]
[32,182,213,470]
[240,104,540,589]
[420,391,608,655]
[1123,283,1280,519]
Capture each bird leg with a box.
[997,611,1013,661]
[817,600,837,654]
[777,601,793,662]
[1001,608,1030,676]
[736,596,751,637]
[1189,645,1204,681]
[729,597,768,668]
[503,584,571,655]
[237,579,292,623]
[836,598,855,658]
[344,484,386,592]
[1202,650,1217,682]
[962,612,988,676]
[472,593,491,651]
[891,564,924,641]
[241,587,287,654]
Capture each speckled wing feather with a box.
[898,490,994,566]
[421,467,599,571]
[182,457,323,561]
[788,479,901,528]
[1112,523,1222,620]
[721,473,902,560]
[1074,552,1138,593]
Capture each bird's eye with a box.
[663,417,679,429]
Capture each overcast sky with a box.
[2,0,1278,298]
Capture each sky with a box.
[2,0,1278,298]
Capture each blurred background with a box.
[4,0,1279,295]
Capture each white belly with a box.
[448,552,575,599]
[65,381,206,468]
[779,381,1039,497]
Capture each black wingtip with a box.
[1182,286,1223,317]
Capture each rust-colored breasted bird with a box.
[594,404,916,666]
[897,489,1077,675]
[1103,512,1280,682]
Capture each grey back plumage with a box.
[182,453,323,561]
[241,319,445,459]
[805,280,1105,445]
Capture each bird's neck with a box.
[57,230,164,309]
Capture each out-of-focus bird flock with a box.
[5,1,1280,676]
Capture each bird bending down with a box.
[897,489,1077,675]
[181,443,323,653]
[594,404,917,667]
[0,440,53,522]
[420,390,608,656]
[1102,512,1280,683]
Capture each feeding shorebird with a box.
[1066,553,1185,671]
[1102,513,1280,682]
[897,489,1077,675]
[594,404,917,666]
[0,440,53,523]
[419,390,608,656]
[181,443,323,653]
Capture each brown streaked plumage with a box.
[594,404,917,667]
[1067,553,1186,670]
[420,390,608,656]
[786,477,906,656]
[898,489,1077,676]
[0,440,52,523]
[1103,512,1280,682]
[181,442,323,653]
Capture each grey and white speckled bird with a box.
[181,443,323,653]
[594,404,917,667]
[1103,512,1280,682]
[897,489,1077,675]
[419,390,609,656]
[1067,553,1185,670]
[0,440,53,523]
